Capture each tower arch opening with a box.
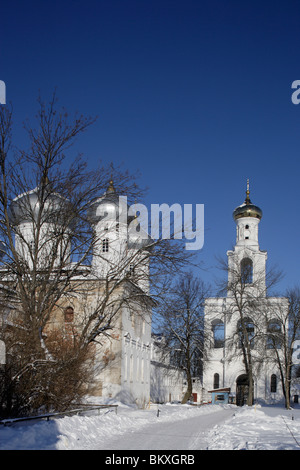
[241,257,253,284]
[212,319,225,348]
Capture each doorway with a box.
[236,374,253,406]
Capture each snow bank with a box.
[0,402,221,450]
[206,405,300,450]
[0,401,299,450]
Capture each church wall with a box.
[6,182,156,408]
[149,340,185,403]
[150,361,184,403]
[120,303,152,407]
[203,296,288,405]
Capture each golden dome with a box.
[106,179,115,194]
[233,180,262,221]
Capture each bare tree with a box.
[0,96,195,416]
[214,253,283,406]
[155,272,209,404]
[262,287,300,409]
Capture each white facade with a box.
[83,181,153,406]
[203,182,288,405]
[8,180,156,407]
[150,335,185,403]
[94,301,152,407]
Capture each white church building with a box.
[202,182,288,405]
[4,179,185,407]
[2,177,291,408]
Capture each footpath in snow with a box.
[0,401,299,451]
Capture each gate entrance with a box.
[236,374,253,406]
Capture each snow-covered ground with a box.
[0,400,299,450]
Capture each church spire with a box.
[106,178,115,194]
[245,178,251,205]
[233,179,262,221]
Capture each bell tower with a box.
[227,180,267,295]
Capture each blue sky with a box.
[1,0,300,293]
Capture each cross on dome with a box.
[233,179,262,221]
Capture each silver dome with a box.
[9,186,68,225]
[87,180,134,224]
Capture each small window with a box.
[129,264,134,276]
[213,373,219,389]
[64,306,74,323]
[216,395,225,401]
[102,238,109,252]
[271,374,277,393]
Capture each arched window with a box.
[213,373,219,389]
[212,319,224,348]
[267,320,282,349]
[130,354,133,382]
[271,374,277,393]
[64,306,74,323]
[238,317,255,348]
[241,258,253,284]
[63,306,76,346]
